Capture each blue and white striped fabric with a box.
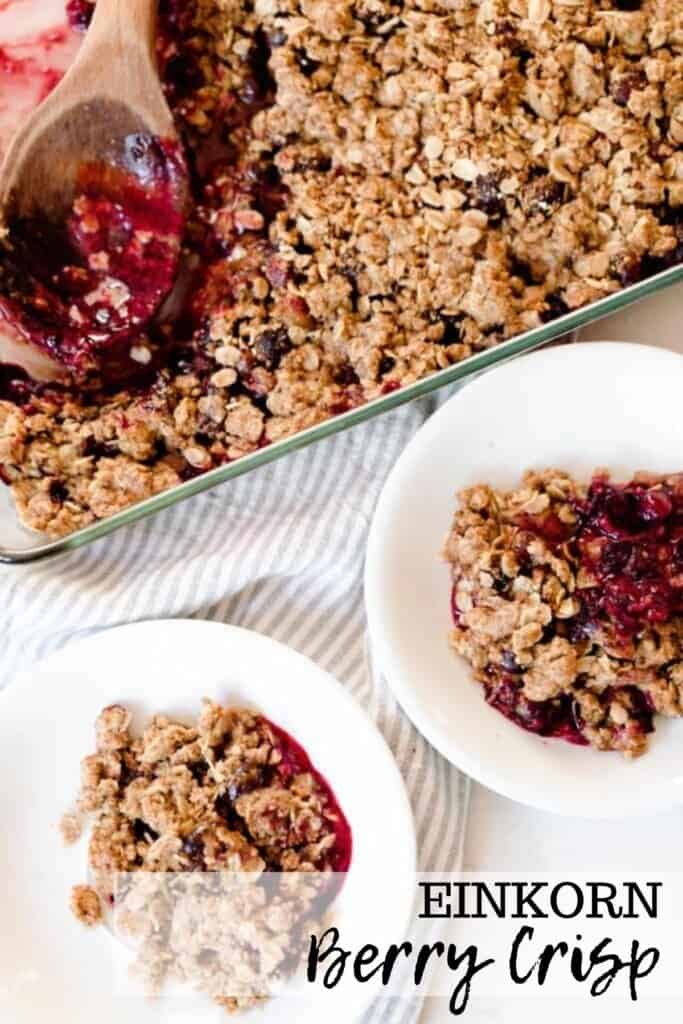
[0,396,469,1023]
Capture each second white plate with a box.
[365,341,683,819]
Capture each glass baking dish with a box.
[3,264,682,563]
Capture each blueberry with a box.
[295,49,320,77]
[189,760,209,784]
[378,354,396,377]
[181,834,205,866]
[333,363,360,387]
[638,489,673,523]
[541,292,569,323]
[614,254,643,286]
[49,480,68,503]
[611,72,646,108]
[133,819,159,843]
[255,328,291,369]
[438,315,464,345]
[501,650,522,673]
[528,178,568,217]
[471,174,506,222]
[600,542,633,575]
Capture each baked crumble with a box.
[445,469,683,758]
[62,700,352,1009]
[3,1,683,535]
[70,883,103,927]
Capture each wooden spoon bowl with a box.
[0,0,189,383]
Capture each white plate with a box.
[365,341,683,819]
[0,620,416,1023]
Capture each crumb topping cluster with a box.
[63,701,351,877]
[2,1,683,535]
[445,469,683,758]
[63,701,351,1010]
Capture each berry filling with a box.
[265,718,353,874]
[446,470,683,757]
[0,135,186,379]
[572,477,683,640]
[484,672,589,746]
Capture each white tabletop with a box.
[420,281,683,1023]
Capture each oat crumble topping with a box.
[445,469,683,758]
[62,700,352,1009]
[70,883,103,927]
[3,1,683,535]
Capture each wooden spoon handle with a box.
[56,0,174,139]
[86,0,160,56]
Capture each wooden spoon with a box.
[0,0,188,382]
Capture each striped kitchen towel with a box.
[0,395,469,1022]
